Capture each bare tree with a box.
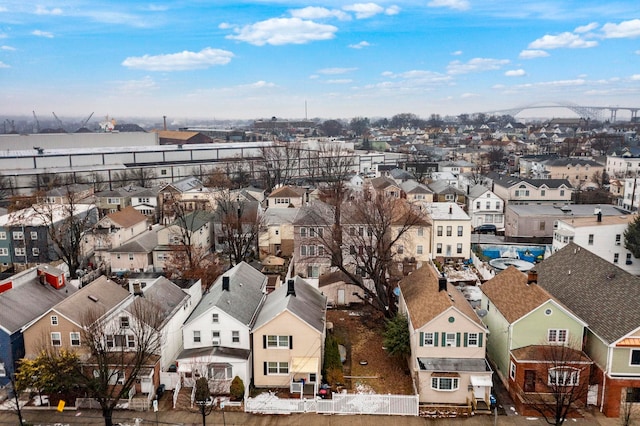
[79,296,164,426]
[522,341,592,426]
[621,388,638,426]
[214,190,262,266]
[259,141,301,191]
[163,245,222,289]
[27,187,97,278]
[129,168,156,188]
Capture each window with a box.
[51,315,58,326]
[120,316,130,328]
[588,234,594,245]
[106,335,114,348]
[431,377,459,391]
[548,329,568,343]
[300,227,307,237]
[417,245,423,255]
[614,253,619,264]
[630,350,640,366]
[267,362,289,375]
[0,248,7,256]
[0,232,5,240]
[496,202,501,210]
[300,245,307,256]
[307,265,319,278]
[30,231,38,240]
[212,313,219,323]
[560,190,565,196]
[13,231,24,240]
[212,331,220,345]
[318,245,325,256]
[417,227,424,237]
[51,332,61,346]
[267,335,290,348]
[209,364,233,380]
[541,189,546,196]
[128,253,134,261]
[437,226,443,237]
[15,247,25,256]
[193,330,201,343]
[308,245,316,256]
[32,247,40,256]
[457,226,463,237]
[616,234,621,245]
[467,333,479,347]
[436,243,442,254]
[126,335,135,348]
[70,332,80,346]
[456,243,463,254]
[317,228,324,238]
[476,201,481,209]
[107,198,121,205]
[0,363,5,377]
[548,367,579,386]
[446,226,452,237]
[539,222,545,231]
[626,388,640,403]
[397,245,404,254]
[232,331,240,343]
[309,227,315,237]
[445,333,456,347]
[423,332,434,346]
[510,361,516,380]
[486,201,491,209]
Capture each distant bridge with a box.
[486,102,640,122]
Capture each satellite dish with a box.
[476,309,488,318]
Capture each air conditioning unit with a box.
[212,339,220,346]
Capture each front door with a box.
[337,289,345,305]
[524,370,536,392]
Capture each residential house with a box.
[480,267,592,416]
[467,185,504,230]
[505,204,626,243]
[318,270,365,307]
[369,176,402,198]
[552,213,639,275]
[252,277,327,397]
[211,198,261,257]
[154,210,213,272]
[266,186,308,209]
[109,226,160,274]
[398,264,492,408]
[44,183,94,204]
[177,262,267,395]
[537,243,640,417]
[130,186,160,221]
[94,185,145,218]
[489,174,573,207]
[158,176,204,224]
[538,158,604,189]
[258,208,299,259]
[0,266,77,386]
[428,180,467,206]
[427,203,472,262]
[400,180,434,203]
[291,201,333,284]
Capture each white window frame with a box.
[510,361,516,380]
[267,361,289,375]
[50,315,58,325]
[431,376,459,391]
[30,231,38,240]
[0,248,7,256]
[630,349,640,366]
[0,232,6,240]
[70,332,81,346]
[12,231,24,240]
[445,332,456,347]
[423,332,434,346]
[212,313,219,323]
[193,330,201,343]
[467,333,479,347]
[51,332,62,347]
[32,247,40,256]
[548,367,579,386]
[15,247,25,256]
[548,329,568,343]
[232,330,240,343]
[267,335,290,348]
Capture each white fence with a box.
[245,393,418,416]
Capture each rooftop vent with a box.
[286,279,296,297]
[222,276,230,291]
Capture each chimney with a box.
[163,115,167,131]
[448,204,453,215]
[438,277,447,292]
[527,269,538,284]
[597,211,602,222]
[286,279,296,297]
[222,276,230,291]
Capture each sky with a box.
[1,1,640,123]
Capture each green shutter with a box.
[434,332,439,347]
[478,333,483,347]
[419,332,424,347]
[463,332,468,347]
[456,332,461,347]
[441,332,446,347]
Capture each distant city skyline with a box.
[1,1,639,122]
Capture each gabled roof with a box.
[427,180,465,195]
[481,266,556,324]
[109,228,158,253]
[370,176,400,190]
[0,275,78,334]
[105,206,147,228]
[185,262,266,327]
[176,345,251,361]
[95,185,145,198]
[268,185,306,198]
[51,276,130,327]
[399,264,481,328]
[165,176,203,193]
[400,180,433,194]
[467,184,492,199]
[253,276,327,333]
[172,210,214,230]
[126,277,188,329]
[536,243,640,344]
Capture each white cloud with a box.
[0,61,9,68]
[451,50,463,56]
[115,76,157,93]
[0,6,7,12]
[574,22,598,33]
[447,58,509,75]
[385,5,400,15]
[326,79,353,84]
[349,41,370,49]
[145,4,170,12]
[519,49,549,59]
[601,19,640,39]
[226,18,337,46]
[317,67,357,75]
[343,3,384,19]
[218,22,232,29]
[505,69,526,77]
[631,74,640,81]
[460,92,479,98]
[238,80,276,89]
[32,30,54,38]
[0,33,7,39]
[636,50,640,55]
[121,47,234,71]
[290,7,350,21]
[1,45,15,51]
[427,0,470,11]
[35,5,63,15]
[528,32,597,49]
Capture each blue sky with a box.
[1,1,639,122]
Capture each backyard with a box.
[326,305,414,396]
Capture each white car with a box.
[461,285,482,301]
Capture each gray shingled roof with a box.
[176,345,251,361]
[184,262,266,327]
[129,277,189,328]
[536,242,640,344]
[109,229,158,253]
[253,276,326,333]
[0,277,78,334]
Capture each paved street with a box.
[0,406,622,426]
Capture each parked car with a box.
[473,224,497,234]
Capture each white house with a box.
[466,185,504,230]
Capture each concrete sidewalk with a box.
[0,406,622,426]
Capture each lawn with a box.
[326,305,414,395]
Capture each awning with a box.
[617,338,640,347]
[470,375,493,387]
[291,357,319,373]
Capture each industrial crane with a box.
[32,111,41,133]
[78,112,94,130]
[52,112,66,132]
